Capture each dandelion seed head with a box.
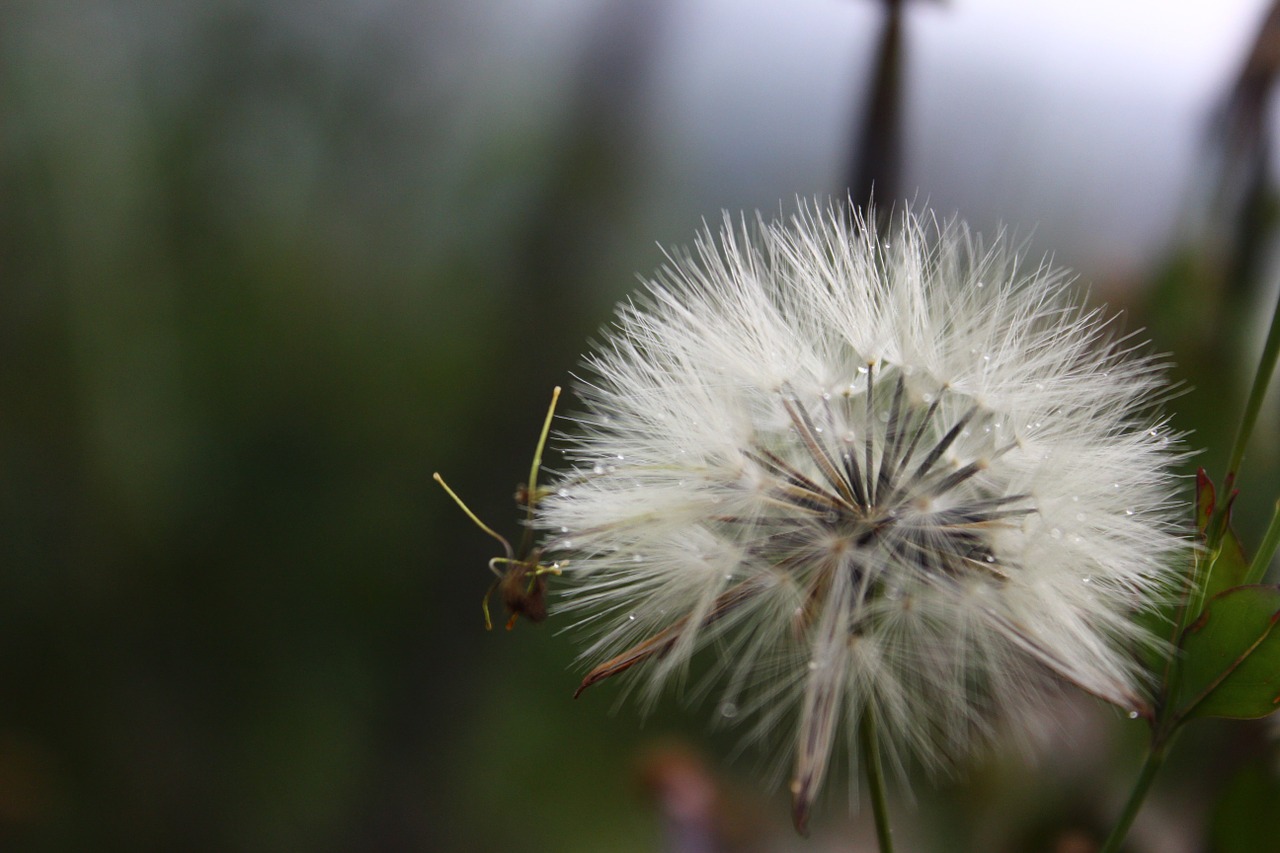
[541,202,1187,829]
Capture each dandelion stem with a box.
[1097,741,1168,853]
[859,705,895,853]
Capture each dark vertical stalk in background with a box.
[847,0,906,224]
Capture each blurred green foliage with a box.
[0,3,632,849]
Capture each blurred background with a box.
[3,0,1280,850]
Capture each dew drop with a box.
[592,464,605,475]
[821,392,832,401]
[617,454,626,461]
[807,660,819,671]
[922,393,935,404]
[976,280,986,289]
[560,526,569,533]
[627,613,636,622]
[632,554,644,563]
[814,426,824,434]
[719,701,739,719]
[1124,508,1135,516]
[857,365,869,375]
[1128,710,1140,720]
[1050,528,1062,540]
[561,540,573,549]
[558,489,569,497]
[1082,576,1092,584]
[984,555,995,563]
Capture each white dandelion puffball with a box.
[540,204,1186,832]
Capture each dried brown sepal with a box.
[434,386,564,631]
[499,557,551,627]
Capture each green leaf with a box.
[1173,584,1280,721]
[1202,525,1252,605]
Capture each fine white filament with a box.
[540,203,1186,831]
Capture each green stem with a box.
[1210,287,1280,548]
[860,706,895,853]
[1097,741,1168,853]
[1244,499,1280,585]
[1225,287,1280,480]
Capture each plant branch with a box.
[1097,741,1168,853]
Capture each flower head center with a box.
[740,363,1033,587]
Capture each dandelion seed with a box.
[540,203,1186,834]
